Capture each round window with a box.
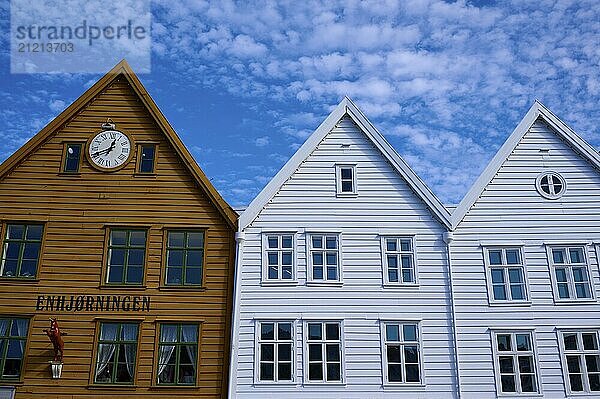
[535,172,566,199]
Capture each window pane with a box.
[282,266,292,279]
[261,323,274,340]
[400,239,411,252]
[508,268,523,283]
[589,374,600,391]
[260,363,274,381]
[388,269,398,282]
[325,237,337,249]
[555,268,567,282]
[570,248,584,264]
[516,334,531,351]
[313,266,323,280]
[493,285,507,301]
[387,255,398,268]
[386,239,396,252]
[569,374,584,391]
[186,250,203,267]
[510,285,525,300]
[404,345,418,363]
[567,355,581,373]
[309,344,322,361]
[387,345,401,363]
[279,363,292,381]
[25,225,42,241]
[278,323,292,340]
[166,267,182,285]
[505,249,520,265]
[405,364,420,382]
[308,324,321,340]
[403,324,417,342]
[312,253,323,266]
[326,253,337,266]
[326,363,341,381]
[109,249,126,266]
[576,283,591,299]
[340,168,352,180]
[586,355,600,373]
[388,364,402,382]
[282,252,292,266]
[169,232,185,247]
[326,266,337,280]
[497,334,511,351]
[281,236,293,249]
[261,344,274,361]
[325,323,339,340]
[401,255,412,269]
[501,375,516,392]
[499,356,514,373]
[563,333,578,350]
[312,236,322,248]
[127,248,144,266]
[279,344,292,362]
[521,374,535,392]
[326,344,340,362]
[181,325,197,343]
[386,325,399,341]
[488,250,502,265]
[267,252,278,266]
[583,333,598,350]
[309,363,322,380]
[110,230,127,246]
[160,325,178,342]
[552,249,565,264]
[558,283,570,299]
[573,267,588,282]
[491,269,504,284]
[126,266,143,284]
[7,225,24,240]
[129,231,146,247]
[268,236,278,249]
[518,356,533,373]
[341,181,353,192]
[187,232,204,248]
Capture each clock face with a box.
[88,130,132,170]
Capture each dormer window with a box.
[536,171,565,199]
[335,165,356,196]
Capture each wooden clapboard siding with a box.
[0,62,236,398]
[233,114,457,398]
[451,118,600,398]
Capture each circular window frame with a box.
[535,171,566,200]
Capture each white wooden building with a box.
[228,98,459,398]
[449,101,600,398]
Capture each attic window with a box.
[536,172,566,199]
[335,165,357,196]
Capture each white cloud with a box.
[255,136,270,147]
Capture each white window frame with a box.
[254,320,296,385]
[302,320,345,385]
[379,320,424,387]
[546,245,596,303]
[535,171,566,200]
[380,236,418,286]
[557,329,600,395]
[307,233,342,284]
[483,247,530,305]
[490,329,542,396]
[335,164,357,196]
[261,233,297,284]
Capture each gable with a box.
[452,101,600,229]
[0,60,237,229]
[240,98,451,229]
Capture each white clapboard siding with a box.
[231,110,457,398]
[451,116,600,399]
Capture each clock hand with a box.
[105,139,117,154]
[91,140,117,157]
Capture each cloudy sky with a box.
[1,0,599,207]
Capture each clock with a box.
[87,121,133,171]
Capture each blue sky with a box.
[1,0,599,207]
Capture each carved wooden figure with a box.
[43,318,66,362]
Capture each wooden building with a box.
[449,101,600,398]
[229,98,458,398]
[0,60,237,398]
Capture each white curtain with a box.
[122,324,137,378]
[15,319,27,354]
[158,325,177,381]
[181,326,197,371]
[95,324,117,378]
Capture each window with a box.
[382,237,416,285]
[1,224,43,278]
[106,229,146,285]
[305,322,342,383]
[559,330,600,394]
[262,234,295,282]
[547,246,593,301]
[0,318,28,380]
[536,171,566,199]
[157,323,198,385]
[335,165,356,195]
[382,322,422,385]
[165,230,204,286]
[308,234,340,282]
[484,247,528,303]
[94,322,139,384]
[492,331,539,394]
[62,143,82,173]
[137,144,156,174]
[257,321,294,383]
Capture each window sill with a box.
[383,283,420,289]
[302,382,346,387]
[553,299,598,305]
[57,172,82,177]
[496,393,543,398]
[306,281,344,287]
[149,384,199,389]
[488,301,532,307]
[99,284,147,290]
[383,383,425,389]
[253,382,299,387]
[133,173,157,178]
[0,277,38,284]
[87,384,137,390]
[260,280,299,287]
[335,193,358,198]
[158,285,206,291]
[0,379,23,385]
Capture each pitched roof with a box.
[451,100,600,229]
[0,59,238,229]
[239,97,452,230]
